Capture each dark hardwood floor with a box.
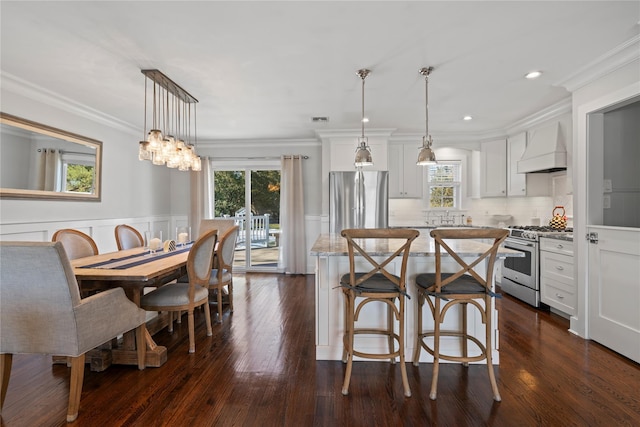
[2,273,639,426]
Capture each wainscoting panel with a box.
[0,215,188,254]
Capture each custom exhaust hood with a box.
[517,122,567,173]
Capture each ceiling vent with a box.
[311,116,329,123]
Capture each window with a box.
[60,152,96,194]
[427,161,461,209]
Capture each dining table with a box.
[71,244,193,370]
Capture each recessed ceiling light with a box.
[525,70,542,79]
[362,117,369,123]
[463,115,473,121]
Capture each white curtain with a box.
[36,148,61,191]
[190,156,213,238]
[280,155,306,274]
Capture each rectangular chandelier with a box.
[138,69,201,171]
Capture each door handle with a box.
[586,232,598,244]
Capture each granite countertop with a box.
[539,232,574,242]
[310,233,522,257]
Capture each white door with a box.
[586,98,640,363]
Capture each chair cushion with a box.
[140,283,209,308]
[416,273,490,295]
[209,269,232,286]
[340,272,405,295]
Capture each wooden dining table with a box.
[71,244,192,370]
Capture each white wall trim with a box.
[0,215,188,254]
[555,35,640,92]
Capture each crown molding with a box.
[504,98,572,136]
[1,71,139,136]
[554,35,640,93]
[197,138,320,149]
[314,128,397,139]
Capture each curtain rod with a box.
[36,149,92,155]
[210,155,309,160]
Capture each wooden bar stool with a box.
[413,227,508,401]
[339,227,419,397]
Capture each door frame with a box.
[210,159,282,273]
[574,81,640,338]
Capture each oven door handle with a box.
[505,239,536,250]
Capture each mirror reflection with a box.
[0,113,102,201]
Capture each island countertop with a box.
[311,232,520,362]
[310,233,522,258]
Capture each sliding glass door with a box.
[212,162,281,272]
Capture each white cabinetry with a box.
[480,139,506,197]
[388,142,423,198]
[329,139,388,171]
[507,133,527,196]
[540,237,575,316]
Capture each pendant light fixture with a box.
[354,68,373,168]
[138,69,202,171]
[416,66,437,165]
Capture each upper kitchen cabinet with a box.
[388,141,423,198]
[480,139,507,197]
[326,134,389,172]
[507,133,527,196]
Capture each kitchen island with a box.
[310,232,522,363]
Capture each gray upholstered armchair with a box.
[0,242,148,422]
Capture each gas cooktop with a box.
[508,225,574,233]
[507,225,573,241]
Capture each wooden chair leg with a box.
[387,301,395,364]
[203,302,213,337]
[187,310,196,353]
[341,290,349,364]
[67,354,86,422]
[217,286,223,323]
[342,293,355,395]
[399,297,411,397]
[228,281,234,313]
[462,302,469,367]
[1,353,13,410]
[485,296,501,401]
[413,292,423,366]
[430,298,441,400]
[167,311,174,333]
[136,325,146,370]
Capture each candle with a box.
[178,232,188,244]
[149,238,162,250]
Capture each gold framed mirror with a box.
[0,112,102,201]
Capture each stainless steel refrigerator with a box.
[329,171,389,233]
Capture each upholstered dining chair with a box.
[198,225,239,323]
[339,227,419,397]
[115,224,144,250]
[140,229,217,353]
[0,241,147,423]
[413,227,509,401]
[199,218,235,238]
[52,228,98,260]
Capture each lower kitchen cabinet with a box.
[540,237,575,315]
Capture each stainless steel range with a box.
[500,226,573,308]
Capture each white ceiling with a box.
[1,1,639,142]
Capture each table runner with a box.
[79,244,192,270]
